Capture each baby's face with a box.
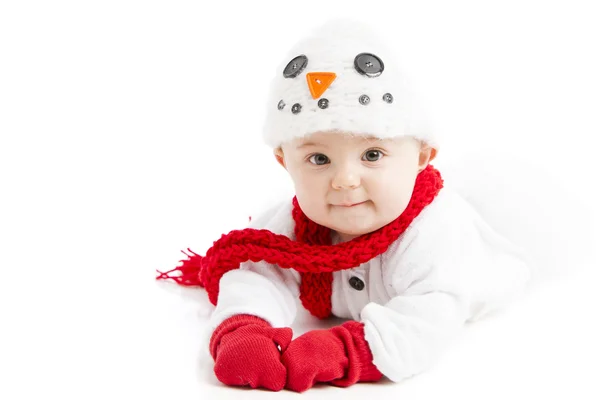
[276,132,431,241]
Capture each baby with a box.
[157,19,531,392]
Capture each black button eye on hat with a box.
[354,53,384,77]
[283,55,308,78]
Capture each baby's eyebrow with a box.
[296,142,327,149]
[360,136,384,144]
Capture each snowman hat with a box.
[262,19,438,150]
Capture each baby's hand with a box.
[281,321,382,392]
[209,315,292,391]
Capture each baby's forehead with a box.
[291,131,398,147]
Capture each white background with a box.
[1,1,599,399]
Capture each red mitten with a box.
[281,321,383,392]
[209,314,293,391]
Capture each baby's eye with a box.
[308,153,330,165]
[362,150,383,162]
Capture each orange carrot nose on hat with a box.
[306,72,337,99]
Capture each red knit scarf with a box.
[156,165,443,319]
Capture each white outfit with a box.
[209,184,531,382]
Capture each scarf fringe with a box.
[156,248,205,287]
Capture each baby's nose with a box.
[332,167,360,190]
[306,72,336,99]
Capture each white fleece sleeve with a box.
[360,240,471,382]
[208,199,301,330]
[361,288,469,382]
[360,186,531,382]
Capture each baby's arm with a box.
[205,199,301,391]
[279,256,470,392]
[362,198,531,382]
[361,267,469,382]
[208,199,301,330]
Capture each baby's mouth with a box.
[335,200,368,208]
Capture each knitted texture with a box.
[281,320,383,392]
[292,201,334,318]
[156,165,444,318]
[209,314,293,391]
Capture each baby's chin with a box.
[307,213,375,239]
[304,205,401,239]
[329,219,389,241]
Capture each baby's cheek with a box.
[295,190,325,218]
[374,185,412,218]
[294,171,321,194]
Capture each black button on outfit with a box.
[349,276,365,291]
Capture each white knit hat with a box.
[262,19,438,150]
